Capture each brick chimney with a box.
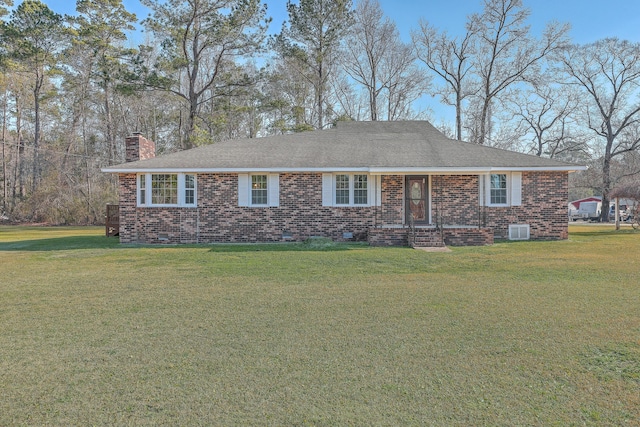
[125,133,156,162]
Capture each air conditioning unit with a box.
[509,224,530,240]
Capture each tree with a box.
[0,0,12,18]
[2,0,67,189]
[413,21,476,140]
[71,0,137,164]
[273,0,353,129]
[467,0,568,145]
[141,0,268,149]
[263,58,316,133]
[510,78,587,159]
[559,38,640,222]
[344,0,425,121]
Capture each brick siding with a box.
[118,171,569,245]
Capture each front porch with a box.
[367,174,494,247]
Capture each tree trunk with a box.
[12,95,24,202]
[1,87,7,213]
[32,83,40,192]
[455,89,462,140]
[104,80,116,163]
[600,147,613,223]
[186,100,197,149]
[370,70,378,121]
[478,100,489,145]
[317,67,324,129]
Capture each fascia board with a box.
[102,165,585,174]
[101,167,372,174]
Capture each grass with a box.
[1,225,639,425]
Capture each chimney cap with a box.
[131,131,142,136]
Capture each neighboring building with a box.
[568,196,635,221]
[102,121,584,246]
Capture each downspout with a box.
[437,175,444,244]
[375,175,380,228]
[478,174,485,229]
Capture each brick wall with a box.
[428,173,568,241]
[380,175,404,225]
[443,227,494,246]
[368,228,408,246]
[117,171,569,245]
[431,175,481,225]
[119,173,376,244]
[482,172,569,240]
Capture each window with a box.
[322,173,380,207]
[139,174,146,205]
[353,175,368,205]
[137,173,197,207]
[326,174,370,206]
[184,174,196,205]
[482,172,522,207]
[152,174,178,205]
[251,175,268,205]
[490,174,507,205]
[238,174,279,207]
[335,174,350,205]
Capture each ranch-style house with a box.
[102,121,584,247]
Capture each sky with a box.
[21,0,640,45]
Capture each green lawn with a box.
[1,225,638,425]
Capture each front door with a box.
[406,176,428,225]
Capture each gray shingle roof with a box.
[103,121,583,173]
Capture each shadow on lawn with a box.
[0,235,121,251]
[207,241,368,253]
[571,229,638,238]
[0,235,368,252]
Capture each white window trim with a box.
[482,172,522,207]
[238,173,280,207]
[137,173,197,208]
[322,173,380,207]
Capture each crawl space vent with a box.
[508,224,530,240]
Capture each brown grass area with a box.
[0,225,638,425]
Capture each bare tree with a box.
[468,0,569,145]
[559,38,640,221]
[511,79,587,159]
[413,20,476,139]
[343,0,425,121]
[272,0,353,129]
[330,72,368,122]
[380,42,427,121]
[261,58,316,133]
[342,0,391,121]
